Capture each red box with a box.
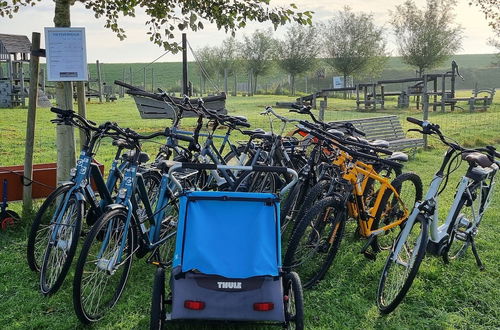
[0,161,104,202]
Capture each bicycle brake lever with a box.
[407,128,424,134]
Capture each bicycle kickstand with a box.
[469,235,485,271]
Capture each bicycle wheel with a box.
[443,181,485,263]
[284,197,346,289]
[150,267,166,330]
[223,146,254,167]
[27,184,73,272]
[283,271,304,330]
[136,170,162,224]
[372,172,423,251]
[377,213,428,314]
[73,208,135,323]
[233,170,276,193]
[280,181,306,237]
[282,180,330,247]
[40,195,83,295]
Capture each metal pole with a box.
[182,33,188,96]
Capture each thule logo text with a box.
[217,281,242,289]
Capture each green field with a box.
[72,53,500,96]
[0,94,499,329]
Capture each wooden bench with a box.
[329,115,424,152]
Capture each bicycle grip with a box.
[236,121,251,128]
[50,107,73,116]
[407,117,424,126]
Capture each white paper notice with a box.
[45,27,88,81]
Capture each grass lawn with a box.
[0,93,499,329]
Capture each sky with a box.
[0,0,497,63]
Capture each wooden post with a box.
[20,64,26,107]
[96,60,103,102]
[129,66,133,86]
[433,78,437,111]
[372,84,377,111]
[380,85,385,110]
[305,76,308,94]
[422,75,429,149]
[23,32,41,215]
[76,81,87,149]
[363,86,368,110]
[319,99,326,121]
[441,74,446,112]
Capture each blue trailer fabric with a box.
[172,191,281,278]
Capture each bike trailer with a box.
[151,163,303,329]
[171,190,284,321]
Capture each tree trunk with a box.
[291,74,296,96]
[253,74,258,94]
[54,0,76,185]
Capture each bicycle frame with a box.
[49,143,126,242]
[329,150,408,238]
[393,147,497,258]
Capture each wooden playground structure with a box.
[296,61,495,113]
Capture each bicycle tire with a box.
[284,196,346,289]
[150,267,166,330]
[283,271,304,330]
[27,184,73,272]
[39,195,83,296]
[372,172,423,251]
[377,213,428,314]
[73,208,135,324]
[282,179,330,247]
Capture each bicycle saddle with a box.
[252,132,274,140]
[123,151,150,164]
[387,151,408,162]
[112,138,134,149]
[327,129,345,138]
[242,128,265,136]
[462,152,493,168]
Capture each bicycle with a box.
[26,108,131,296]
[377,117,499,314]
[72,126,202,323]
[284,124,422,288]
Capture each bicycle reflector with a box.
[184,300,205,310]
[253,302,274,311]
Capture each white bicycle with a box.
[376,117,499,314]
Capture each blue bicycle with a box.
[27,108,130,296]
